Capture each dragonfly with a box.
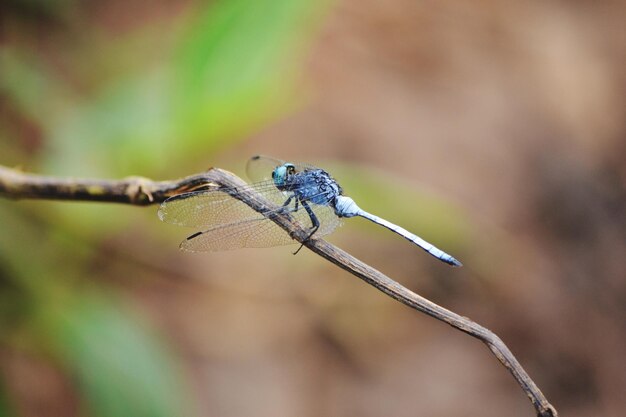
[158,156,462,267]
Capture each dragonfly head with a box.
[272,163,296,188]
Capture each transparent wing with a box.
[158,181,287,228]
[160,159,342,251]
[246,155,285,183]
[180,203,341,252]
[179,199,342,251]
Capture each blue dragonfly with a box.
[158,156,462,267]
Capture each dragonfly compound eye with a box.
[272,165,289,186]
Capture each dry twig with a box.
[0,164,558,417]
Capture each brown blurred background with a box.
[1,1,625,417]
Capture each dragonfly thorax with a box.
[273,164,343,208]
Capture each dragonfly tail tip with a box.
[446,256,463,267]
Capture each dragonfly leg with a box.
[278,194,298,215]
[281,194,294,207]
[293,199,319,255]
[302,200,320,231]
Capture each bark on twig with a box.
[0,164,558,417]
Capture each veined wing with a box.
[159,179,343,251]
[246,155,285,182]
[179,198,342,251]
[158,181,286,228]
[180,218,291,251]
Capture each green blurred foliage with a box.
[49,295,189,417]
[1,0,326,178]
[2,0,329,235]
[0,1,330,416]
[0,384,18,417]
[0,204,187,417]
[173,0,323,151]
